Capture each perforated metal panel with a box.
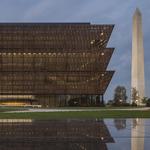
[0,23,115,106]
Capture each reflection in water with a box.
[0,119,114,150]
[114,119,126,130]
[131,119,145,150]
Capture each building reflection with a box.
[131,118,145,150]
[0,119,114,150]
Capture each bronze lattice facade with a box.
[0,23,114,107]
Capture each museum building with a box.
[0,23,114,107]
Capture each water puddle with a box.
[0,119,149,150]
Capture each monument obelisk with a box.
[131,8,145,105]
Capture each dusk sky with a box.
[0,0,149,101]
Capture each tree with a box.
[131,87,139,105]
[113,86,128,106]
[114,119,126,130]
[146,98,150,107]
[142,97,149,104]
[107,100,114,105]
[141,97,150,107]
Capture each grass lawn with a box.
[0,106,146,112]
[0,106,27,112]
[0,110,150,119]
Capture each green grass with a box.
[0,110,150,119]
[0,106,27,112]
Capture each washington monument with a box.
[131,8,145,105]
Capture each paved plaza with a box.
[4,107,150,113]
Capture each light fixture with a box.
[101,74,104,77]
[101,52,104,56]
[101,137,104,140]
[100,32,104,36]
[90,40,95,45]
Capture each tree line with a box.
[109,86,150,106]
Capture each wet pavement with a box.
[0,119,149,150]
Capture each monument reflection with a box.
[112,118,145,150]
[131,119,145,150]
[0,119,114,150]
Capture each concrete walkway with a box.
[4,107,150,113]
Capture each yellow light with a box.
[0,119,32,123]
[0,102,30,106]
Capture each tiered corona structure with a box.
[0,23,114,107]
